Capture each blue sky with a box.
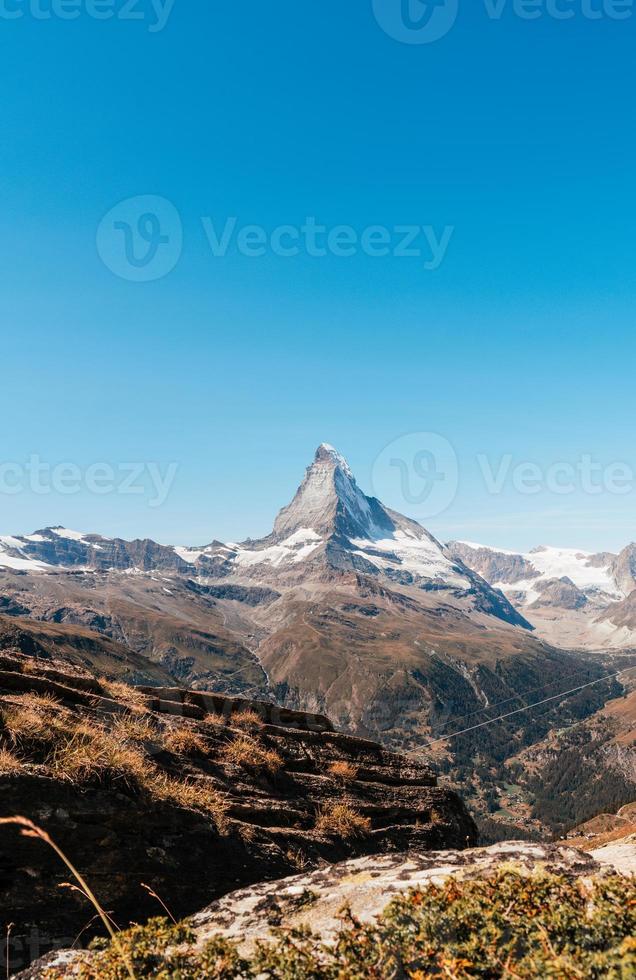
[1,1,635,552]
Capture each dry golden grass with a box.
[0,747,22,774]
[221,735,283,774]
[286,846,310,871]
[151,773,228,828]
[0,701,62,747]
[229,708,264,730]
[327,760,359,783]
[162,727,209,757]
[17,658,50,675]
[51,725,151,791]
[0,694,229,835]
[21,691,61,709]
[99,679,149,712]
[50,723,227,829]
[111,713,158,744]
[314,802,371,838]
[203,712,225,728]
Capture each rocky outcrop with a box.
[447,541,539,586]
[188,841,625,955]
[0,647,476,974]
[15,839,636,977]
[529,577,588,610]
[611,544,636,597]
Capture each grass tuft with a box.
[162,727,209,757]
[314,802,371,838]
[51,726,151,791]
[221,735,283,775]
[0,747,22,774]
[229,708,264,730]
[327,760,359,783]
[151,774,228,829]
[0,700,63,748]
[98,680,149,713]
[111,713,158,745]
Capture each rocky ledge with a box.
[0,646,475,974]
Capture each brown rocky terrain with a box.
[0,641,475,975]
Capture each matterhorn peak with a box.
[272,442,387,541]
[313,443,354,479]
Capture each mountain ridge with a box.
[449,540,636,650]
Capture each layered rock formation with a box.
[0,645,475,974]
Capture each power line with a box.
[425,664,618,736]
[419,665,636,749]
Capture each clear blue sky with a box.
[1,1,634,552]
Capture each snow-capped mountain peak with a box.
[315,442,354,479]
[0,445,531,630]
[224,447,527,616]
[272,443,391,542]
[450,540,624,599]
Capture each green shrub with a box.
[44,867,636,978]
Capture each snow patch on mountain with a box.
[525,546,621,596]
[0,536,51,571]
[229,528,323,568]
[457,541,518,556]
[174,546,207,565]
[455,541,622,599]
[351,529,469,588]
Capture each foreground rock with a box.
[15,839,636,978]
[0,647,475,974]
[190,840,627,954]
